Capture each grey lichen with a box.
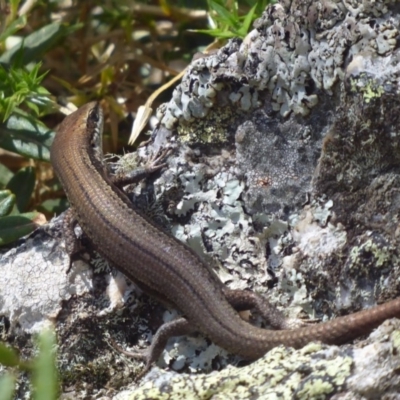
[164,155,270,292]
[157,0,399,131]
[0,216,92,333]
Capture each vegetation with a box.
[0,329,58,400]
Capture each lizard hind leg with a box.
[111,317,195,380]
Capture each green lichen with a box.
[118,345,353,400]
[350,75,384,104]
[391,330,400,353]
[349,238,391,269]
[177,107,235,144]
[297,379,333,398]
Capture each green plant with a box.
[0,63,50,122]
[0,329,59,400]
[0,4,79,246]
[196,0,275,39]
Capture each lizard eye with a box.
[88,108,100,123]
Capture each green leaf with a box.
[6,166,36,212]
[0,163,13,188]
[0,21,77,67]
[0,211,41,246]
[38,198,69,215]
[209,0,239,27]
[197,0,275,40]
[0,113,54,161]
[0,342,19,367]
[32,329,59,400]
[0,190,15,217]
[0,15,27,42]
[192,28,237,39]
[8,0,21,19]
[0,373,15,400]
[237,3,258,37]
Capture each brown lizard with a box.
[50,101,400,375]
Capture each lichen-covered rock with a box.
[114,320,400,399]
[143,0,400,394]
[158,0,398,128]
[3,1,400,399]
[149,0,400,329]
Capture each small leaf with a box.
[237,3,258,37]
[38,198,69,215]
[0,373,15,400]
[0,163,13,188]
[209,0,239,27]
[0,15,27,42]
[0,211,43,246]
[191,28,236,39]
[0,114,54,161]
[32,329,59,400]
[0,21,78,67]
[6,166,36,212]
[0,190,15,217]
[0,342,19,367]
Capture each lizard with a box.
[50,101,400,376]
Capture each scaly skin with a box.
[51,102,400,374]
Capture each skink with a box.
[51,102,400,374]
